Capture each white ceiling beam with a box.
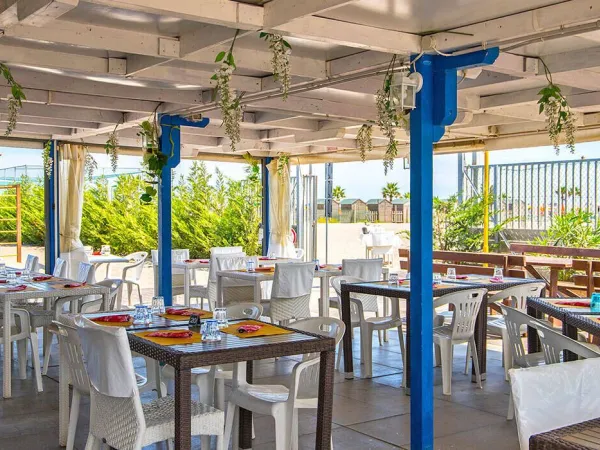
[485,105,546,122]
[263,0,357,28]
[480,86,581,109]
[16,0,77,26]
[485,53,538,78]
[250,96,377,122]
[253,112,319,131]
[450,113,529,129]
[427,0,600,51]
[0,101,123,123]
[0,113,98,129]
[0,122,70,135]
[54,112,148,140]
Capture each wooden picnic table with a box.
[525,256,573,297]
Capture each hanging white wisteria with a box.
[0,64,25,137]
[104,127,119,173]
[260,32,292,100]
[42,141,53,178]
[277,153,290,177]
[212,30,243,151]
[357,124,373,162]
[84,147,98,182]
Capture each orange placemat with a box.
[159,309,213,321]
[134,330,202,346]
[547,300,590,309]
[255,267,275,273]
[220,320,293,338]
[91,319,134,327]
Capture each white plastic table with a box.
[88,254,129,279]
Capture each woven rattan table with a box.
[530,417,600,449]
[128,319,336,450]
[340,276,540,388]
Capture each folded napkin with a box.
[92,251,101,256]
[64,282,86,288]
[319,264,327,269]
[555,301,591,307]
[165,308,193,316]
[32,275,52,282]
[6,284,27,292]
[489,277,503,283]
[146,330,193,339]
[14,271,21,276]
[259,257,276,261]
[93,314,132,323]
[0,279,8,284]
[456,275,469,280]
[183,259,195,263]
[238,324,262,333]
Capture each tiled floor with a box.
[0,287,520,449]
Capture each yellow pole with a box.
[483,151,490,253]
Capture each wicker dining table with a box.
[340,275,541,388]
[1,272,110,399]
[530,417,600,449]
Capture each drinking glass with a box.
[101,245,111,255]
[591,293,600,313]
[433,273,442,285]
[493,268,504,281]
[201,319,221,341]
[214,307,228,328]
[151,296,165,315]
[246,259,256,273]
[446,268,457,280]
[133,305,146,324]
[0,260,6,277]
[388,272,399,285]
[143,306,152,324]
[7,272,16,284]
[21,269,30,281]
[268,252,276,259]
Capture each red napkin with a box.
[555,301,591,307]
[319,264,327,269]
[456,275,469,280]
[238,324,263,333]
[146,330,193,338]
[32,275,52,282]
[64,282,86,288]
[93,314,132,323]
[183,259,194,263]
[92,251,101,256]
[7,285,27,292]
[199,259,209,263]
[165,308,192,316]
[338,265,342,270]
[489,277,503,283]
[0,279,8,284]
[14,271,21,276]
[259,257,276,261]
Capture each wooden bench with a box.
[398,249,526,278]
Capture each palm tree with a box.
[382,182,400,201]
[332,186,346,202]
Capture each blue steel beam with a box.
[44,140,58,273]
[157,114,209,306]
[409,48,498,450]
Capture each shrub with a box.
[534,211,600,248]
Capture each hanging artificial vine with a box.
[104,124,119,173]
[538,58,576,154]
[42,140,53,178]
[83,143,98,182]
[375,54,409,175]
[277,153,290,177]
[260,32,292,100]
[137,115,179,204]
[357,124,373,162]
[243,152,260,183]
[212,30,243,152]
[0,64,26,137]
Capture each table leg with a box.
[3,299,11,398]
[174,367,192,450]
[239,360,253,449]
[382,269,389,342]
[472,293,487,382]
[340,288,353,379]
[316,350,335,450]
[58,336,69,446]
[563,322,579,362]
[184,267,190,307]
[550,268,559,297]
[527,305,542,353]
[101,292,109,311]
[319,275,329,317]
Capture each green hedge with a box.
[0,162,262,258]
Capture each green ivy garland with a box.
[0,64,26,137]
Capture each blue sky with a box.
[1,143,597,199]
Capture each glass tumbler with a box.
[133,305,146,325]
[151,296,165,315]
[201,319,221,341]
[493,268,504,281]
[446,268,457,280]
[214,307,228,328]
[433,273,442,285]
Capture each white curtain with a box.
[267,159,296,258]
[59,144,86,278]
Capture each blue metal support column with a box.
[157,114,209,306]
[409,48,498,450]
[44,140,59,274]
[261,157,272,256]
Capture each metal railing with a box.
[464,158,600,230]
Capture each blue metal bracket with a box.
[409,48,499,450]
[44,140,59,273]
[157,114,209,306]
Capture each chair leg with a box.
[439,340,453,395]
[362,325,373,378]
[29,333,43,392]
[67,389,81,450]
[397,326,406,388]
[223,402,236,450]
[470,338,483,389]
[215,434,224,450]
[17,338,27,380]
[464,343,471,375]
[42,331,53,376]
[291,408,299,450]
[507,390,515,420]
[201,435,211,449]
[434,343,441,367]
[501,330,511,382]
[84,434,102,450]
[335,340,342,371]
[136,284,143,304]
[214,379,225,410]
[273,412,289,450]
[126,283,134,306]
[375,311,383,346]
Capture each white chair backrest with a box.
[211,246,243,255]
[342,258,383,282]
[25,254,39,272]
[534,324,600,364]
[77,262,94,284]
[510,358,600,449]
[151,249,158,265]
[93,279,123,310]
[435,289,487,341]
[74,316,138,397]
[55,320,90,394]
[499,305,546,367]
[330,275,378,315]
[208,252,246,282]
[371,232,394,247]
[487,282,546,311]
[53,257,67,278]
[226,303,263,320]
[293,317,346,346]
[271,262,314,299]
[125,251,147,280]
[151,249,190,265]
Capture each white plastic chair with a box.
[151,249,188,298]
[194,248,246,310]
[120,251,147,306]
[224,317,345,450]
[79,279,124,313]
[533,323,600,364]
[75,316,224,450]
[263,262,314,325]
[433,288,487,395]
[210,253,253,309]
[331,275,405,380]
[24,254,40,273]
[53,257,67,278]
[369,232,395,264]
[510,358,600,449]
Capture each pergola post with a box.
[409,48,499,450]
[157,114,210,306]
[44,140,59,274]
